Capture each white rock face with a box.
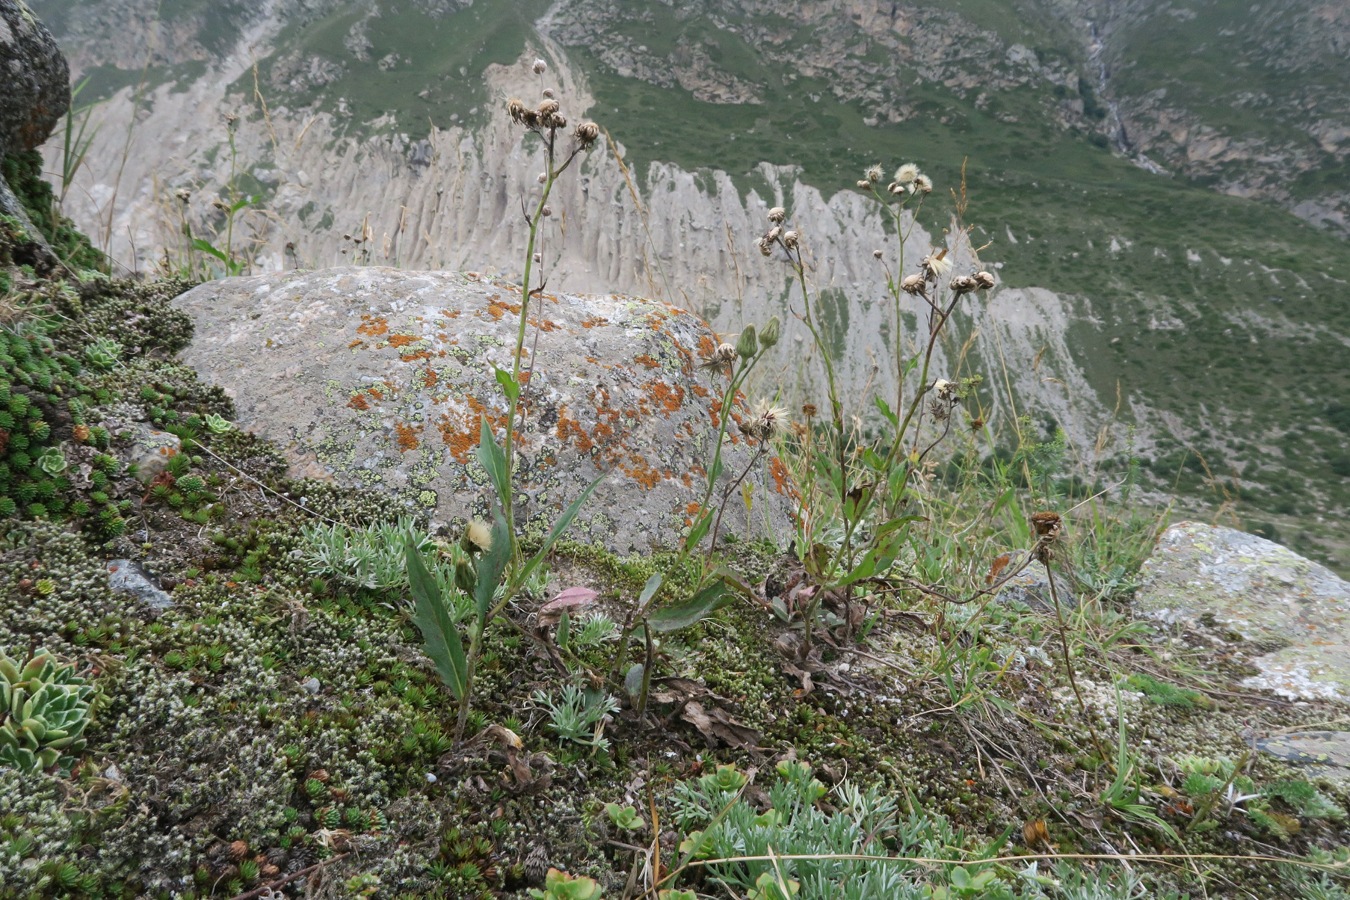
[172,267,797,554]
[47,19,1121,454]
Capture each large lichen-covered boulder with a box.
[172,267,797,554]
[0,0,70,262]
[1135,522,1350,700]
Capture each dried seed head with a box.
[465,519,493,553]
[757,234,774,257]
[541,88,555,99]
[228,840,249,862]
[782,230,800,250]
[507,97,528,123]
[873,249,883,260]
[549,112,567,129]
[767,206,787,224]
[211,198,229,212]
[901,273,927,295]
[533,252,542,263]
[740,399,789,442]
[866,164,884,183]
[913,173,933,194]
[949,274,978,295]
[537,172,547,184]
[533,58,548,74]
[857,179,872,189]
[933,379,959,402]
[974,270,996,289]
[537,98,560,118]
[573,121,600,145]
[225,113,240,131]
[921,252,952,280]
[894,163,920,184]
[174,188,191,203]
[1030,511,1062,540]
[801,403,818,418]
[701,342,739,373]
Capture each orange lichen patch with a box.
[357,314,389,337]
[772,458,799,499]
[400,350,433,362]
[634,354,660,369]
[440,309,462,319]
[348,339,364,349]
[421,368,439,389]
[685,501,701,517]
[585,356,599,364]
[388,334,421,348]
[528,316,561,332]
[580,316,609,328]
[697,333,716,356]
[436,413,475,462]
[348,394,370,411]
[485,301,508,320]
[556,406,594,454]
[690,384,711,399]
[394,422,421,452]
[622,456,665,490]
[682,472,693,487]
[643,380,685,415]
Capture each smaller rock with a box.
[1257,732,1350,784]
[997,560,1078,612]
[1136,522,1350,700]
[106,559,174,611]
[300,677,322,695]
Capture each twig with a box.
[227,852,350,900]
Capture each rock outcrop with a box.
[172,267,797,554]
[1135,522,1350,701]
[0,0,70,264]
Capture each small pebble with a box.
[301,677,321,694]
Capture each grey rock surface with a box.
[1136,522,1350,700]
[1257,731,1350,783]
[0,1,69,260]
[106,558,173,611]
[0,1,69,155]
[172,267,797,554]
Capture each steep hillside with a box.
[25,0,1350,570]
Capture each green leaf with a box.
[474,509,511,623]
[682,508,712,554]
[190,238,228,262]
[406,539,467,700]
[494,366,520,403]
[517,472,606,588]
[647,579,732,633]
[637,573,663,613]
[476,416,511,507]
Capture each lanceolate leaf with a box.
[474,509,512,623]
[647,579,733,633]
[476,416,511,511]
[517,472,606,587]
[405,539,468,700]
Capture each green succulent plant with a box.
[0,648,95,774]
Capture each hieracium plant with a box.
[758,165,996,653]
[406,59,605,742]
[0,648,95,774]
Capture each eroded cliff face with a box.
[40,9,1123,458]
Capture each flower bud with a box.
[533,58,547,74]
[454,560,477,594]
[736,325,758,360]
[767,206,786,224]
[760,315,781,349]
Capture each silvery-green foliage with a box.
[300,517,470,617]
[0,648,95,775]
[671,760,1020,900]
[531,684,620,751]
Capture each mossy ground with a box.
[2,170,1350,899]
